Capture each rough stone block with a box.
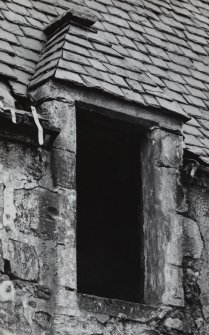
[39,100,76,153]
[0,141,48,192]
[14,189,41,237]
[38,240,56,288]
[164,317,183,331]
[0,304,19,334]
[166,213,183,266]
[0,240,4,272]
[9,240,39,281]
[29,81,72,105]
[163,264,184,307]
[52,149,76,189]
[55,190,76,244]
[142,163,184,306]
[55,289,79,317]
[149,128,183,168]
[53,314,103,335]
[0,328,14,335]
[0,184,4,229]
[184,182,209,322]
[124,327,160,335]
[183,217,203,259]
[32,311,51,332]
[14,188,75,242]
[57,244,76,290]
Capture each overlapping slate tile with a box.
[81,75,102,89]
[0,63,16,79]
[9,80,27,97]
[0,20,24,36]
[2,10,29,25]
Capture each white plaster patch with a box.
[0,280,14,302]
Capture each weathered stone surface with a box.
[182,177,209,333]
[149,128,183,168]
[9,239,39,281]
[11,280,53,334]
[37,240,57,289]
[30,81,183,133]
[0,140,54,335]
[0,141,48,188]
[77,293,171,322]
[32,311,51,332]
[57,244,76,289]
[0,297,33,334]
[141,332,160,335]
[39,100,76,153]
[183,217,204,259]
[52,149,76,189]
[164,317,183,330]
[0,184,4,229]
[0,306,19,334]
[14,188,58,239]
[53,314,103,335]
[14,187,76,242]
[0,327,14,335]
[163,264,184,307]
[142,132,184,306]
[0,240,4,272]
[14,188,42,237]
[53,312,159,335]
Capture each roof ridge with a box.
[44,4,98,36]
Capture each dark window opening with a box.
[76,110,144,303]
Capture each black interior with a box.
[76,110,144,303]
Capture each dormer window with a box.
[76,109,144,303]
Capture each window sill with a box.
[77,293,171,322]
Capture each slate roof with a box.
[1,0,209,163]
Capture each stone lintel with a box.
[29,81,185,134]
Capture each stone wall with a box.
[0,141,55,334]
[0,80,208,334]
[182,171,209,335]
